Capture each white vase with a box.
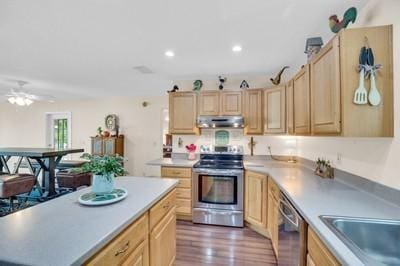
[92,173,115,194]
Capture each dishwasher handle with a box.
[278,198,299,229]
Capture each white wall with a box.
[297,0,400,190]
[0,96,168,177]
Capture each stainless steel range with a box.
[192,145,244,227]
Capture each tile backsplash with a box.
[172,129,298,156]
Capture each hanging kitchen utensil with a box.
[353,68,368,105]
[368,70,381,106]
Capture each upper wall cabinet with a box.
[310,35,341,135]
[293,65,311,135]
[169,92,198,134]
[244,89,264,135]
[220,91,242,115]
[339,25,393,137]
[264,85,286,134]
[286,80,294,135]
[198,91,242,116]
[198,91,220,116]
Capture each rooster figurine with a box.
[329,7,357,33]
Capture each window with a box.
[46,112,71,150]
[53,118,69,149]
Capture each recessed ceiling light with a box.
[165,50,175,57]
[232,45,242,52]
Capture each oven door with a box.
[193,168,243,211]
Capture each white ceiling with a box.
[0,0,368,100]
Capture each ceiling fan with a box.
[1,80,55,106]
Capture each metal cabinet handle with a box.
[115,241,130,256]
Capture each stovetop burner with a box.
[193,147,244,170]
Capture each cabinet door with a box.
[103,138,116,155]
[121,239,149,266]
[169,92,198,134]
[293,65,311,135]
[220,91,242,115]
[245,171,268,228]
[267,194,279,256]
[244,89,264,134]
[91,138,103,155]
[286,81,294,135]
[310,36,341,135]
[150,208,176,266]
[198,91,220,116]
[265,86,286,134]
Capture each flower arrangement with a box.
[185,144,197,160]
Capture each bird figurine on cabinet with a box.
[218,76,227,90]
[167,85,179,93]
[270,66,289,85]
[329,7,357,33]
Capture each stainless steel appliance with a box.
[192,145,244,227]
[278,192,307,266]
[196,116,244,128]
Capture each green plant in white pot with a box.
[81,153,125,194]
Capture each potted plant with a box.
[81,153,125,194]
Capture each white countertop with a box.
[246,162,400,266]
[0,176,178,266]
[147,157,198,167]
[148,157,400,265]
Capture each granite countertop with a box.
[147,157,198,167]
[246,162,400,266]
[0,177,178,266]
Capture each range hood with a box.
[197,116,244,128]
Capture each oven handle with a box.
[278,198,299,229]
[193,168,243,175]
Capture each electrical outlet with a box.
[336,153,342,164]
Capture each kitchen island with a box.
[0,176,178,266]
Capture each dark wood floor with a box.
[176,221,277,266]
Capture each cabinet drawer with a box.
[149,189,176,230]
[176,188,191,199]
[161,167,192,178]
[169,177,191,189]
[86,214,148,266]
[268,177,280,200]
[176,199,192,215]
[308,228,340,266]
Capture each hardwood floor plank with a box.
[176,220,277,265]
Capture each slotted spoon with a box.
[353,68,368,105]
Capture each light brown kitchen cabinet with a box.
[267,177,280,256]
[310,35,341,135]
[220,91,242,115]
[161,167,192,220]
[244,89,264,135]
[307,227,340,266]
[198,91,220,116]
[198,90,242,116]
[339,25,393,137]
[85,214,149,266]
[245,171,268,231]
[150,208,176,266]
[169,92,198,134]
[286,80,294,135]
[265,85,286,134]
[293,65,311,135]
[121,239,149,266]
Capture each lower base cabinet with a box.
[150,208,176,266]
[85,189,176,266]
[267,177,280,256]
[307,227,340,266]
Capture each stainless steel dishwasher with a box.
[278,192,307,266]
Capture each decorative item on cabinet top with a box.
[218,76,227,90]
[270,66,289,85]
[240,80,249,89]
[329,6,357,33]
[193,80,203,91]
[305,37,323,61]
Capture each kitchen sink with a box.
[320,215,400,266]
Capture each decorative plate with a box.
[78,188,128,206]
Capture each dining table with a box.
[0,147,84,199]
